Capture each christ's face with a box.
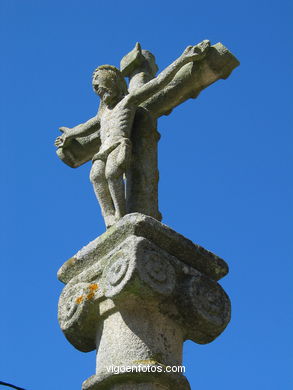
[93,72,119,106]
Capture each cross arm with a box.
[142,43,240,118]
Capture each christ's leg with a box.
[90,159,116,228]
[105,141,131,221]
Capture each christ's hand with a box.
[54,127,71,148]
[181,40,210,62]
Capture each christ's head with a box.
[92,65,128,107]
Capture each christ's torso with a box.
[99,99,135,153]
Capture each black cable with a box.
[0,381,26,390]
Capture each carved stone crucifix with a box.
[55,41,239,228]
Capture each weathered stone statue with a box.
[55,40,239,228]
[56,41,239,390]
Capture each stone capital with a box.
[57,213,231,389]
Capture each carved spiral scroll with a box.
[137,252,175,295]
[58,283,90,329]
[104,257,134,297]
[107,258,129,287]
[188,275,231,334]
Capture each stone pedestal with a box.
[58,213,231,389]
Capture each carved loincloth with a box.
[92,137,132,163]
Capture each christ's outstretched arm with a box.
[55,115,100,148]
[126,40,210,106]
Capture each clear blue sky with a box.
[0,0,291,389]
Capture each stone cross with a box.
[55,41,239,228]
[56,41,239,390]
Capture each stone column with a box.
[58,213,230,390]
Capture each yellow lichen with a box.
[89,283,99,291]
[67,257,77,266]
[75,296,84,304]
[86,292,95,300]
